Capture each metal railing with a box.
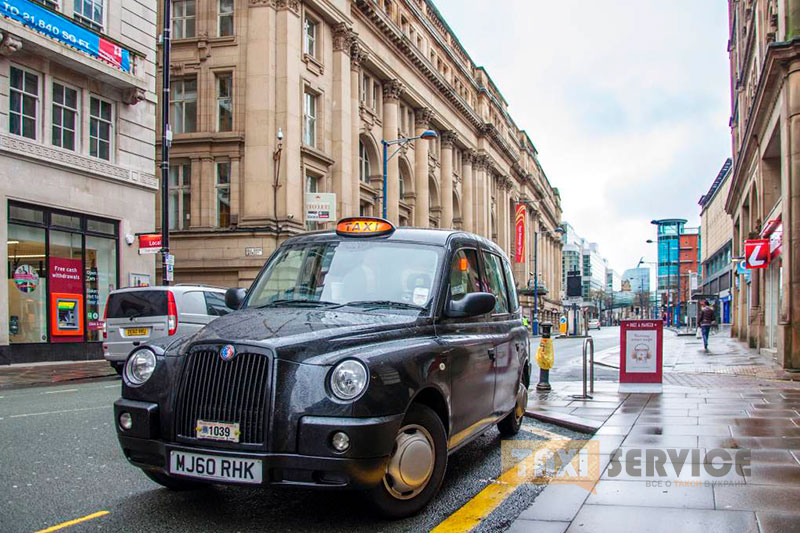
[572,337,595,399]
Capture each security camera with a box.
[287,213,294,220]
[277,127,284,141]
[125,234,135,245]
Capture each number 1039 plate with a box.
[196,420,240,443]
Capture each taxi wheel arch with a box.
[409,387,450,438]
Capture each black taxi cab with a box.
[114,217,530,518]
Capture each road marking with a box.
[43,388,79,395]
[104,384,120,388]
[431,438,567,533]
[528,427,570,441]
[35,511,110,532]
[6,406,107,419]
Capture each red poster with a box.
[514,204,526,264]
[620,320,663,391]
[744,239,770,269]
[49,258,84,340]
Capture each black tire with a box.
[368,404,448,519]
[143,469,208,490]
[498,375,528,437]
[112,363,124,377]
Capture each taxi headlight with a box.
[125,348,157,385]
[330,360,368,401]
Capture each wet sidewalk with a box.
[513,332,800,533]
[0,360,117,390]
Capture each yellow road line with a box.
[35,511,110,533]
[431,440,566,533]
[527,427,569,441]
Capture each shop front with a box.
[762,216,783,358]
[6,202,118,363]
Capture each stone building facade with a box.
[0,0,157,364]
[159,0,563,321]
[698,159,733,324]
[726,0,798,366]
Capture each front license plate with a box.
[196,419,240,442]
[169,451,262,484]
[124,327,148,337]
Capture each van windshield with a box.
[107,291,167,319]
[245,241,443,312]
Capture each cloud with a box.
[434,0,731,274]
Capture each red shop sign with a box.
[138,233,162,255]
[744,239,770,269]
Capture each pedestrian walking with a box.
[699,300,716,352]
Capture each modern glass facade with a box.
[652,218,687,326]
[7,202,118,347]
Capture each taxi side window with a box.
[501,257,520,311]
[449,249,482,301]
[481,252,510,314]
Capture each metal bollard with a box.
[572,337,594,399]
[536,323,553,391]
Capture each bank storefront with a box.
[6,202,119,362]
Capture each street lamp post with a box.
[381,130,437,219]
[532,229,539,336]
[160,0,172,285]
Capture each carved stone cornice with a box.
[350,41,368,71]
[383,79,405,102]
[248,0,298,13]
[333,23,357,54]
[440,130,457,149]
[414,107,433,128]
[122,88,145,106]
[0,31,23,56]
[0,133,157,190]
[474,154,490,171]
[463,149,477,165]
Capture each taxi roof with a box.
[283,226,507,256]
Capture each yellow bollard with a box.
[535,323,554,391]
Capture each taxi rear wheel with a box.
[498,374,528,436]
[143,470,208,491]
[368,404,447,518]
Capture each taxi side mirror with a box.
[225,287,247,310]
[446,292,496,318]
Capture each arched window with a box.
[399,173,405,199]
[359,140,370,184]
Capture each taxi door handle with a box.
[488,348,496,360]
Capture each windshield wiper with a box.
[331,300,426,311]
[258,299,339,308]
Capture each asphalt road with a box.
[536,326,621,383]
[0,380,584,533]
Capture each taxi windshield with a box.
[245,241,443,312]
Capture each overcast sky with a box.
[434,0,732,277]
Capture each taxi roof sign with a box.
[336,217,395,237]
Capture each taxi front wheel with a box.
[368,404,447,518]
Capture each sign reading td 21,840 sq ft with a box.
[1,0,132,74]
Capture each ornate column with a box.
[382,80,404,223]
[350,43,368,216]
[414,108,433,227]
[332,24,355,220]
[461,150,475,232]
[474,155,489,237]
[785,59,800,367]
[440,131,456,228]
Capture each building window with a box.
[305,172,320,230]
[303,15,317,57]
[168,163,191,230]
[171,78,197,134]
[52,82,79,151]
[216,161,231,227]
[34,0,60,9]
[173,0,196,39]
[89,96,112,161]
[359,140,370,183]
[216,73,233,131]
[73,0,103,31]
[218,0,234,37]
[303,91,316,147]
[10,66,39,140]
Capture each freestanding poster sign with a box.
[619,319,663,393]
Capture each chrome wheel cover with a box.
[383,424,435,500]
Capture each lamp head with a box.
[277,127,284,141]
[420,130,438,140]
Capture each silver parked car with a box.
[103,285,234,374]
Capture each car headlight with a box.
[125,348,157,385]
[329,359,368,401]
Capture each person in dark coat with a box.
[699,300,716,352]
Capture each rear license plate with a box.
[196,419,240,443]
[124,328,149,336]
[169,451,262,484]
